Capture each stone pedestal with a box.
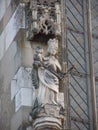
[33,117,62,130]
[32,104,64,130]
[33,117,61,130]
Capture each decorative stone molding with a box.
[33,117,62,130]
[24,0,61,40]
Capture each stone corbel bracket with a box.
[30,103,65,130]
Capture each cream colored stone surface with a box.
[0,4,25,61]
[0,0,11,21]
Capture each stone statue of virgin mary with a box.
[32,38,62,106]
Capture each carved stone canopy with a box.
[24,0,61,41]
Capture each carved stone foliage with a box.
[25,0,61,40]
[38,9,56,35]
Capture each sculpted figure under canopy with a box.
[32,38,62,106]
